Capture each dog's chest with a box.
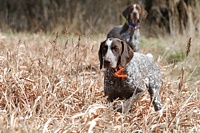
[104,68,146,92]
[121,29,140,43]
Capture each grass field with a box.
[0,32,199,132]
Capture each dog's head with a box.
[122,4,147,24]
[98,38,134,69]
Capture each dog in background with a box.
[98,38,162,112]
[107,4,147,52]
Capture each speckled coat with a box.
[104,52,162,111]
[107,25,140,52]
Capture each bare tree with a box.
[145,0,200,36]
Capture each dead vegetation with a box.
[1,0,200,36]
[0,32,199,132]
[0,1,199,132]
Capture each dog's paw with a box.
[154,102,163,111]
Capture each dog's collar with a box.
[110,67,127,78]
[126,19,138,28]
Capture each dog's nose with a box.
[133,12,138,18]
[104,60,110,65]
[133,12,137,15]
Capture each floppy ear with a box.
[119,41,134,67]
[98,41,105,69]
[139,6,148,20]
[122,5,132,19]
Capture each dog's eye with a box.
[130,8,133,12]
[111,46,118,51]
[102,46,107,51]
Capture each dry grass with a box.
[0,32,199,133]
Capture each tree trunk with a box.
[145,0,200,36]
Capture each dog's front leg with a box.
[117,91,144,113]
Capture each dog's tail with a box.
[146,53,153,60]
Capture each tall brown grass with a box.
[0,32,199,132]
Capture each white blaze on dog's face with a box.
[103,38,118,68]
[131,4,140,23]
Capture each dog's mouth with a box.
[103,60,111,68]
[109,66,119,72]
[103,60,118,70]
[105,62,124,76]
[132,13,139,23]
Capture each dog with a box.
[98,38,162,112]
[107,4,147,52]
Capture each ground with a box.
[0,32,199,132]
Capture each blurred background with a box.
[0,0,199,36]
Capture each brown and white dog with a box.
[107,4,147,52]
[99,38,162,112]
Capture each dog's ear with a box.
[119,40,134,67]
[122,5,132,19]
[98,41,105,69]
[138,5,148,20]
